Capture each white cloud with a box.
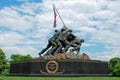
[92,50,120,61]
[0,0,120,60]
[0,7,34,32]
[0,31,24,46]
[2,46,23,59]
[1,46,39,59]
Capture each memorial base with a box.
[9,59,110,77]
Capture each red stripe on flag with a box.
[53,7,57,28]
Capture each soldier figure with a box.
[39,30,60,56]
[53,28,76,54]
[62,38,84,54]
[51,27,68,54]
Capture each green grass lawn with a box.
[0,76,120,80]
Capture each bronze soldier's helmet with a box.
[61,28,66,31]
[68,29,72,32]
[80,39,84,43]
[55,29,58,32]
[61,27,68,31]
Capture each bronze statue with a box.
[53,29,76,54]
[39,30,60,56]
[63,38,84,54]
[39,27,84,56]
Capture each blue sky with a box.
[0,0,120,61]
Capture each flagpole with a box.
[52,3,66,27]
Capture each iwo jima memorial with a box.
[9,4,110,76]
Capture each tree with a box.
[0,49,7,74]
[113,63,120,76]
[10,54,32,62]
[23,55,33,61]
[108,57,120,76]
[108,57,120,72]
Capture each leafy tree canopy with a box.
[0,49,7,74]
[113,63,120,76]
[109,57,120,76]
[10,54,32,62]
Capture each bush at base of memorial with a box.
[108,57,120,76]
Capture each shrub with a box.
[113,63,120,76]
[109,57,120,76]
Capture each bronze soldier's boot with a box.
[39,52,42,57]
[53,46,62,55]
